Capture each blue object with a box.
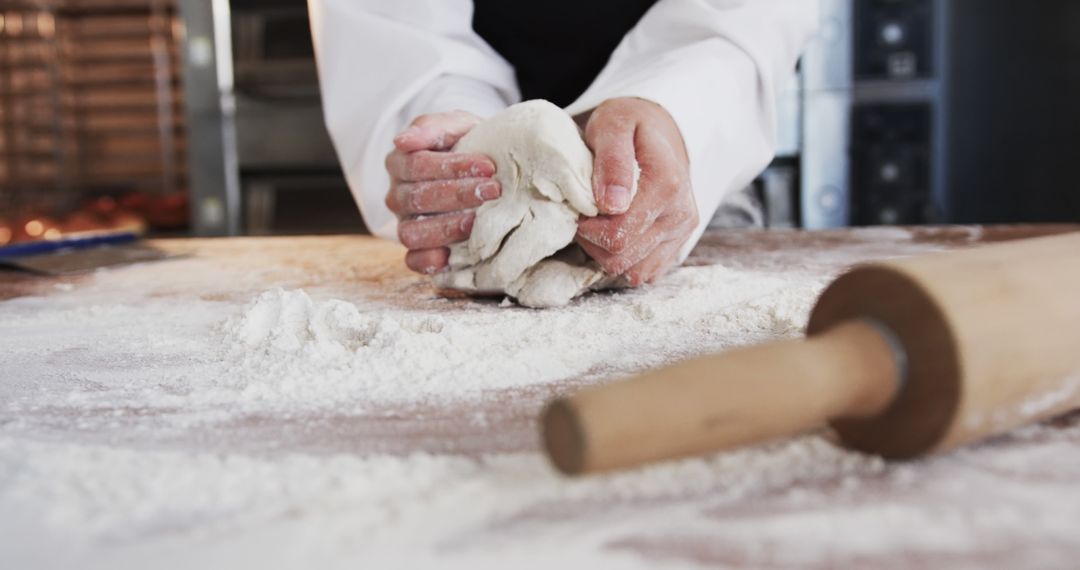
[0,231,139,259]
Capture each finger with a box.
[584,106,638,214]
[394,111,483,152]
[404,247,450,275]
[386,150,496,182]
[577,118,693,256]
[590,191,695,279]
[576,207,656,255]
[576,184,665,255]
[579,227,666,277]
[580,240,625,275]
[622,238,684,287]
[387,178,500,216]
[397,211,475,250]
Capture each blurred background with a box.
[1,0,1078,245]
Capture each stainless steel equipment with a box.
[802,0,1080,228]
[177,0,360,236]
[177,0,240,236]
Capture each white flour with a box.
[204,265,820,411]
[0,435,885,567]
[1,231,1079,569]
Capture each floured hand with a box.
[575,98,699,286]
[385,111,502,275]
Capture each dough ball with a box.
[433,100,620,308]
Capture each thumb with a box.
[394,110,483,153]
[584,112,638,215]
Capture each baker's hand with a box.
[385,111,501,274]
[575,98,699,286]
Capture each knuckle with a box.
[455,156,487,178]
[602,254,632,276]
[606,218,643,253]
[593,99,623,119]
[677,200,700,231]
[666,207,691,228]
[446,155,467,175]
[593,99,633,123]
[576,228,601,251]
[579,223,615,251]
[397,221,420,248]
[606,97,637,112]
[450,110,477,124]
[585,109,618,140]
[456,181,477,204]
[388,183,424,215]
[597,153,634,178]
[404,252,423,273]
[605,233,630,254]
[588,119,625,146]
[687,207,700,229]
[405,250,434,274]
[587,222,634,254]
[403,153,421,174]
[588,140,634,176]
[407,184,426,213]
[443,215,459,235]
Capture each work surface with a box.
[2,226,1079,569]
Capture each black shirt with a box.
[472,0,660,107]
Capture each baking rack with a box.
[0,0,186,220]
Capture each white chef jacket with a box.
[308,0,818,260]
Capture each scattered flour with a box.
[1,234,1079,569]
[1019,373,1080,418]
[0,435,881,548]
[194,265,822,411]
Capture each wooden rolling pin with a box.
[543,231,1080,475]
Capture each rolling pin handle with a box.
[543,319,905,475]
[811,319,906,420]
[858,318,910,410]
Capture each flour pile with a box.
[209,265,821,411]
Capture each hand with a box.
[575,98,699,286]
[385,111,501,274]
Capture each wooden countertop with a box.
[2,224,1079,568]
[3,224,1075,300]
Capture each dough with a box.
[433,100,624,308]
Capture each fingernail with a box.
[605,185,631,213]
[469,160,496,177]
[394,126,420,144]
[476,182,501,201]
[459,214,475,234]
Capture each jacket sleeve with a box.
[308,0,518,240]
[564,0,818,259]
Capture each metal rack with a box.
[1,3,69,217]
[0,0,186,220]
